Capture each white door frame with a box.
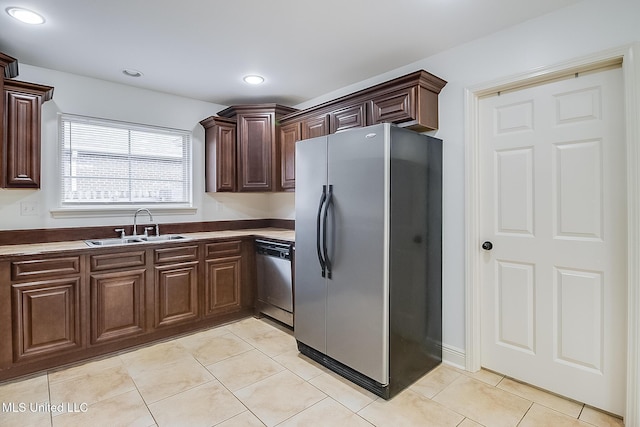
[464,44,640,424]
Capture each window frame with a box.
[54,113,194,216]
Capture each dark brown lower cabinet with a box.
[154,261,199,327]
[89,250,147,345]
[11,277,83,362]
[90,268,146,344]
[204,240,246,317]
[0,236,257,382]
[205,256,241,317]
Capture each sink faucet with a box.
[133,208,154,236]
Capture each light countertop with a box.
[0,228,294,258]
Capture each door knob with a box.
[482,241,493,251]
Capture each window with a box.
[59,114,192,207]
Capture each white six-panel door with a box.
[479,66,626,415]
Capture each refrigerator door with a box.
[294,136,329,353]
[325,124,390,385]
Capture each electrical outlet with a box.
[20,201,39,216]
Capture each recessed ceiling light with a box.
[243,75,264,85]
[6,7,45,24]
[122,69,143,78]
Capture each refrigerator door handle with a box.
[323,184,333,279]
[316,185,327,277]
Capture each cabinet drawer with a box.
[12,257,81,281]
[206,240,242,258]
[154,245,199,264]
[90,251,146,271]
[369,86,416,124]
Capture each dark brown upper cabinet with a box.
[0,52,18,170]
[1,51,53,189]
[202,104,298,192]
[280,69,447,135]
[366,72,445,131]
[279,121,301,191]
[301,113,330,140]
[278,114,329,192]
[329,103,367,133]
[200,116,237,192]
[276,69,447,190]
[200,69,446,192]
[3,80,53,188]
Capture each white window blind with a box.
[59,114,192,206]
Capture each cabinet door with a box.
[204,256,241,317]
[302,114,329,140]
[4,90,42,188]
[329,103,366,134]
[368,87,416,125]
[204,118,236,192]
[154,261,199,327]
[237,113,274,191]
[90,269,146,344]
[279,122,301,191]
[12,277,83,362]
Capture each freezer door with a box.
[294,136,328,353]
[326,124,389,385]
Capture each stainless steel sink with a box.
[141,235,188,242]
[85,235,188,247]
[85,237,145,247]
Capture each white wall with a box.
[1,0,637,357]
[0,65,277,230]
[293,0,640,354]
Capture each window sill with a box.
[50,206,197,219]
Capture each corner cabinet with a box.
[201,104,298,193]
[2,79,53,189]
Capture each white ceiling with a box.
[0,0,582,106]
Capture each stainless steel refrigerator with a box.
[294,123,442,399]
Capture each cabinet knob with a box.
[482,241,493,251]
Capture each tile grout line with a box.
[113,354,158,427]
[16,318,623,427]
[186,326,281,426]
[515,401,535,427]
[493,374,592,422]
[46,372,53,427]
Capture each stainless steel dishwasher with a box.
[256,239,293,327]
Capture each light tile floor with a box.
[0,317,625,427]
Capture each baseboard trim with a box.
[442,343,466,370]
